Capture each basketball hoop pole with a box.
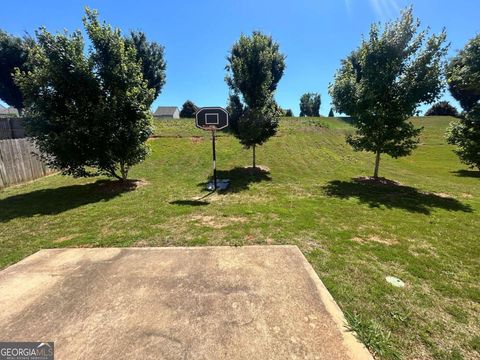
[211,129,217,190]
[195,107,229,191]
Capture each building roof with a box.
[153,106,178,116]
[0,106,19,116]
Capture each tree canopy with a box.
[299,93,321,116]
[15,9,160,181]
[179,100,198,118]
[446,34,480,170]
[0,31,33,111]
[226,93,244,135]
[225,31,286,167]
[329,7,448,178]
[425,101,459,117]
[226,31,285,110]
[125,31,166,102]
[446,34,480,113]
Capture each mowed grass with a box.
[1,116,479,359]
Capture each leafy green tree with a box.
[328,108,335,117]
[0,31,34,112]
[285,109,293,117]
[179,100,198,118]
[226,93,244,135]
[329,7,447,178]
[446,34,480,170]
[225,31,286,168]
[125,31,166,102]
[234,101,279,168]
[446,35,480,113]
[446,112,480,171]
[425,101,459,117]
[299,93,321,116]
[15,9,157,181]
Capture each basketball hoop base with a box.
[206,179,230,191]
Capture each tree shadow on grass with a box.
[169,200,210,206]
[452,169,480,178]
[323,177,472,215]
[0,179,137,223]
[197,166,272,194]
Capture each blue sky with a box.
[1,0,479,115]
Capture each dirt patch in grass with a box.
[408,241,439,258]
[190,136,204,143]
[190,214,247,229]
[281,184,316,199]
[351,235,398,245]
[52,234,78,243]
[204,192,274,205]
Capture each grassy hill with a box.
[0,116,478,359]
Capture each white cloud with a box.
[344,0,353,16]
[369,0,400,20]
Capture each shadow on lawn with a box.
[0,179,135,223]
[198,166,272,194]
[452,169,480,178]
[169,199,210,206]
[323,177,472,215]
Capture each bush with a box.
[425,101,459,117]
[179,100,198,118]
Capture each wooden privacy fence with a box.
[0,117,54,189]
[0,117,26,139]
[0,139,54,189]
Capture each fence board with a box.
[0,139,54,189]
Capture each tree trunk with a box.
[110,169,122,181]
[120,163,129,181]
[252,144,256,169]
[373,151,381,179]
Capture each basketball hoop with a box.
[195,107,230,190]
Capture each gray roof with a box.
[0,106,19,116]
[153,106,178,116]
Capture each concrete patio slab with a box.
[0,246,372,360]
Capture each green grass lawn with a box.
[1,116,479,359]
